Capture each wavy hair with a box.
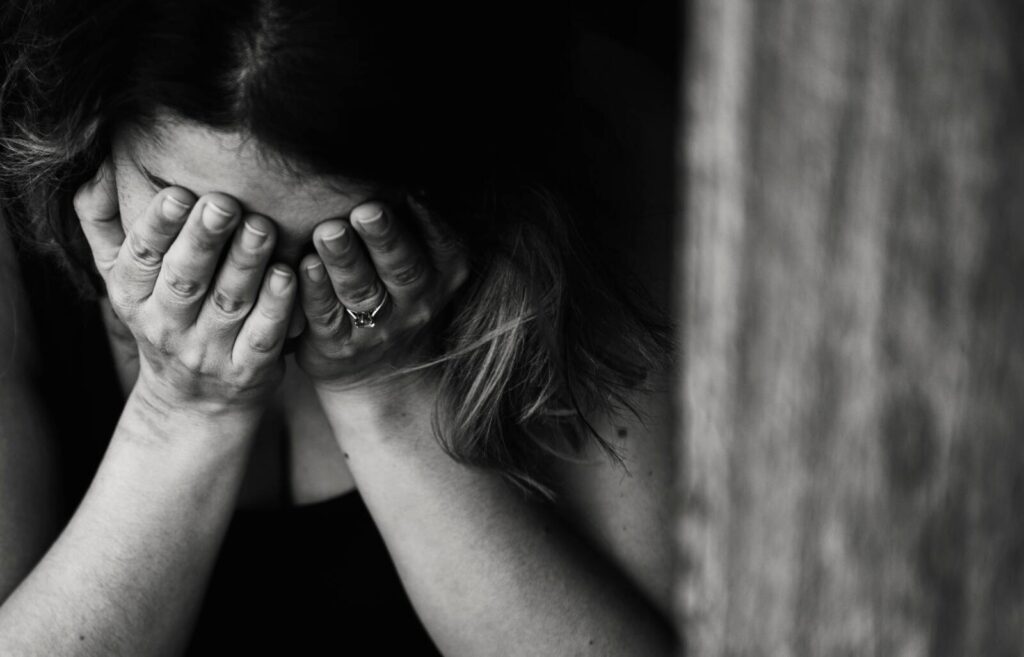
[0,0,673,494]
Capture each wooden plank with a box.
[676,0,1024,654]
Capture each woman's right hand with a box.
[73,160,296,418]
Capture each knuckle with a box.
[187,227,222,253]
[177,347,206,373]
[107,287,135,318]
[326,248,361,272]
[140,324,162,350]
[366,229,401,253]
[308,302,345,329]
[162,267,203,300]
[406,303,433,327]
[247,330,280,354]
[229,366,260,390]
[125,233,164,269]
[211,288,247,316]
[145,326,175,355]
[345,280,383,306]
[388,259,428,287]
[225,362,249,383]
[258,303,288,323]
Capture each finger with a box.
[350,202,433,298]
[233,265,295,364]
[406,195,469,293]
[312,219,388,314]
[110,185,196,304]
[74,160,124,279]
[198,214,276,333]
[151,193,241,325]
[299,254,350,342]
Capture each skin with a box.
[105,119,468,502]
[0,116,675,655]
[106,121,367,502]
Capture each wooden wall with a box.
[676,0,1024,654]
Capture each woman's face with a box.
[110,115,386,268]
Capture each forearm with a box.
[318,381,673,657]
[0,387,257,657]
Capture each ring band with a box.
[345,290,389,328]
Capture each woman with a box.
[0,1,675,654]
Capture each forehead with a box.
[113,117,381,242]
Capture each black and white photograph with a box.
[1,1,1021,656]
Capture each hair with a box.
[1,0,673,495]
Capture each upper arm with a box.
[548,371,675,617]
[0,216,61,603]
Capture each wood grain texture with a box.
[676,1,1024,655]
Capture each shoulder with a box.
[546,364,674,615]
[537,34,675,613]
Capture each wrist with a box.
[315,371,438,442]
[120,381,262,456]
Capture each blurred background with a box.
[675,1,1024,656]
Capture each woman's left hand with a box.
[295,197,468,392]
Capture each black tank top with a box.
[188,492,440,655]
[14,244,441,655]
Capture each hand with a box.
[74,161,296,417]
[296,197,468,392]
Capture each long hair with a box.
[0,0,672,494]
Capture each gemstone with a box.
[351,311,375,328]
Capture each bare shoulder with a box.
[547,32,676,612]
[547,365,674,616]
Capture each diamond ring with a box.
[345,290,389,328]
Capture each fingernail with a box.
[321,224,348,255]
[354,208,386,235]
[241,220,268,249]
[305,261,326,282]
[269,267,292,294]
[202,200,235,231]
[162,195,191,221]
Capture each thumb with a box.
[73,159,124,278]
